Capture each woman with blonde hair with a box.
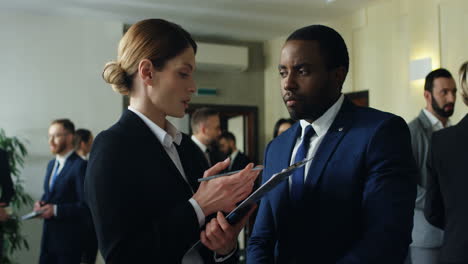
[85,19,260,263]
[425,61,468,264]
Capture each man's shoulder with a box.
[432,125,456,143]
[352,105,397,123]
[67,153,87,171]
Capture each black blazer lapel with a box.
[175,137,203,193]
[43,160,55,200]
[120,110,193,195]
[271,123,302,208]
[304,98,356,190]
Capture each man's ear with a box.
[333,66,347,86]
[424,90,432,104]
[200,123,207,135]
[138,59,154,87]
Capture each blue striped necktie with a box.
[291,125,315,206]
[50,161,61,190]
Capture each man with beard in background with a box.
[406,68,457,264]
[191,108,225,167]
[218,131,250,172]
[34,119,88,264]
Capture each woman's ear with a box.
[138,59,154,87]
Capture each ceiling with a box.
[3,0,376,41]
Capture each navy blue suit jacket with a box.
[40,152,87,257]
[248,99,417,264]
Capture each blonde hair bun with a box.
[102,61,130,95]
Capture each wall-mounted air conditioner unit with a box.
[196,42,249,72]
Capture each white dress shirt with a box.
[289,94,345,188]
[128,107,205,227]
[129,107,233,263]
[49,149,74,216]
[229,150,239,171]
[423,108,452,131]
[191,135,211,166]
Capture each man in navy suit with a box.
[247,25,417,264]
[34,119,88,264]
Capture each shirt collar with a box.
[230,150,239,161]
[128,106,182,147]
[191,135,207,152]
[56,149,74,165]
[422,108,451,129]
[299,94,345,138]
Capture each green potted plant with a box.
[0,129,34,264]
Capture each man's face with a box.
[279,40,344,122]
[429,77,457,118]
[203,115,221,144]
[218,138,234,156]
[48,123,72,155]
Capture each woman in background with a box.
[273,118,295,138]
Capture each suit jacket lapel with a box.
[304,98,355,190]
[48,153,76,198]
[120,110,193,195]
[272,123,302,208]
[417,110,433,139]
[43,160,54,198]
[176,139,199,193]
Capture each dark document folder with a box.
[225,158,312,224]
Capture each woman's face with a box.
[148,47,196,118]
[277,122,292,136]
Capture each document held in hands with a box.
[225,157,312,224]
[21,209,45,221]
[188,158,313,252]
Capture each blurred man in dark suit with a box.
[191,108,225,167]
[34,119,88,264]
[218,131,250,172]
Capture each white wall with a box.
[0,11,123,263]
[263,0,468,134]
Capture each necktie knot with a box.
[302,125,315,144]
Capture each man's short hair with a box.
[287,24,349,72]
[190,107,218,133]
[74,129,92,149]
[220,131,236,144]
[51,119,75,134]
[424,68,453,93]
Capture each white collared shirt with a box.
[289,94,345,185]
[422,108,452,131]
[128,107,205,227]
[49,149,75,216]
[229,150,239,171]
[191,135,211,166]
[49,149,74,187]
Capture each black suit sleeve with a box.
[424,135,445,229]
[85,131,201,263]
[0,149,15,205]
